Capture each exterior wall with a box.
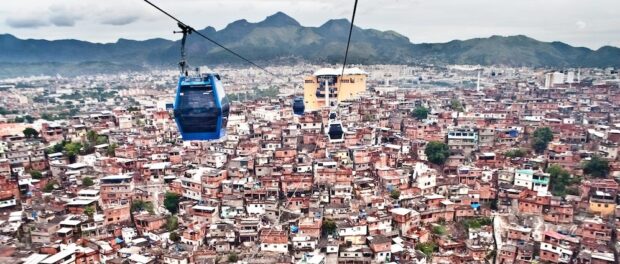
[514,170,533,190]
[588,201,615,216]
[304,73,367,111]
[103,204,131,225]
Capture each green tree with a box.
[64,142,83,158]
[30,170,43,180]
[546,165,579,196]
[432,225,446,235]
[86,130,98,142]
[322,219,337,235]
[390,189,401,200]
[25,115,35,123]
[127,106,140,112]
[169,231,181,243]
[166,216,179,231]
[95,135,108,145]
[533,127,553,142]
[583,155,610,178]
[82,177,95,187]
[23,127,39,138]
[415,242,437,257]
[450,99,464,112]
[43,181,57,193]
[107,143,118,157]
[84,206,95,218]
[227,252,239,263]
[164,192,181,214]
[531,127,553,153]
[461,217,493,231]
[131,200,155,214]
[504,148,526,158]
[412,107,429,120]
[49,142,65,153]
[425,141,450,166]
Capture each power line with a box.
[340,0,359,77]
[143,0,278,77]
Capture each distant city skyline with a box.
[1,0,619,49]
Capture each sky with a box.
[1,0,619,49]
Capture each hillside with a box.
[1,12,619,77]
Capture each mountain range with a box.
[1,11,619,77]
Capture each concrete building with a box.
[303,68,367,111]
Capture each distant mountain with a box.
[1,12,619,77]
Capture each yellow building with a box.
[588,191,616,216]
[303,68,367,111]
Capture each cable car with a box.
[292,96,305,115]
[174,74,229,140]
[171,23,229,141]
[327,121,345,143]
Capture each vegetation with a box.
[412,106,429,120]
[107,143,118,157]
[450,99,464,112]
[127,106,140,112]
[504,148,526,158]
[415,242,437,257]
[0,107,18,115]
[30,170,43,180]
[82,177,95,187]
[227,86,280,101]
[87,130,108,145]
[390,189,401,200]
[461,217,493,231]
[166,216,179,231]
[227,252,239,263]
[23,127,39,138]
[64,142,83,159]
[43,180,58,193]
[547,165,580,196]
[164,192,181,214]
[432,225,446,235]
[4,30,620,78]
[40,110,79,121]
[322,219,337,235]
[531,127,553,153]
[84,206,95,218]
[131,200,155,214]
[425,141,450,166]
[14,115,35,123]
[47,140,83,161]
[583,155,610,178]
[169,232,181,243]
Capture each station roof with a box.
[314,67,367,76]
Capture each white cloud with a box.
[576,20,587,30]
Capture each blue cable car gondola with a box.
[327,121,344,143]
[172,23,229,141]
[174,74,229,140]
[293,96,305,115]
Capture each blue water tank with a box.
[509,130,518,138]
